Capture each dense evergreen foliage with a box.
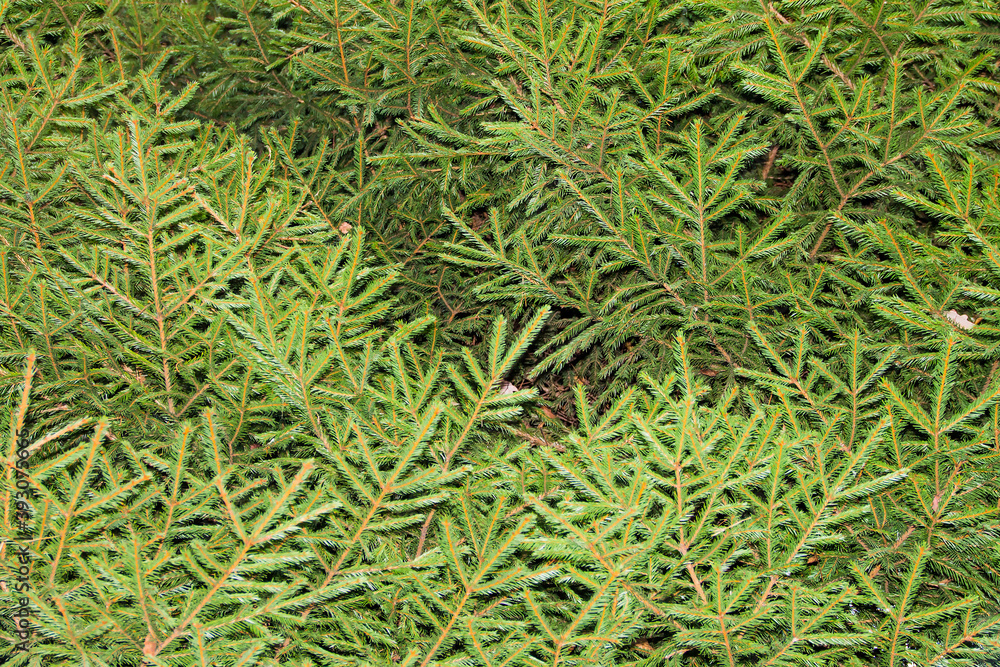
[1,0,999,665]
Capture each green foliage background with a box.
[1,0,999,665]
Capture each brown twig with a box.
[415,510,434,558]
[762,144,780,181]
